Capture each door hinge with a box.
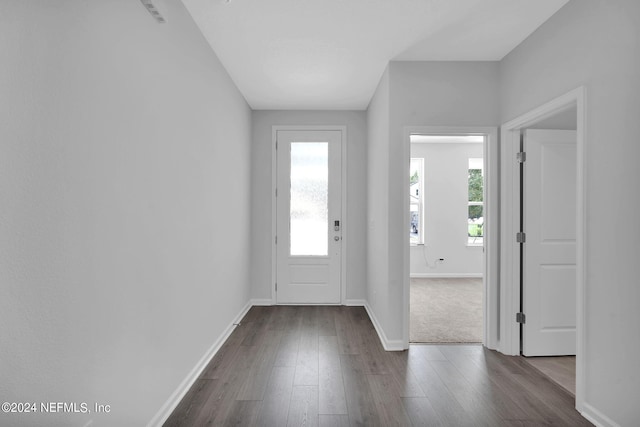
[275,188,278,197]
[275,236,277,244]
[516,312,526,324]
[516,232,526,243]
[517,151,526,163]
[275,282,277,292]
[275,140,278,150]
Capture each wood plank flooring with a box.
[522,356,576,396]
[164,306,591,426]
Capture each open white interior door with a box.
[276,130,342,304]
[522,129,577,356]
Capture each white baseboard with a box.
[581,403,620,427]
[147,301,253,427]
[410,273,482,278]
[250,298,274,306]
[252,299,365,306]
[149,297,408,426]
[363,303,405,351]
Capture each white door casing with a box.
[275,130,342,304]
[523,129,577,356]
[499,86,585,411]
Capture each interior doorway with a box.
[409,135,484,343]
[499,87,585,407]
[402,127,499,348]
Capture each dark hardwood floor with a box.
[522,356,576,396]
[164,306,591,426]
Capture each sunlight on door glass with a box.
[290,142,328,256]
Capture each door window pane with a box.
[290,142,328,256]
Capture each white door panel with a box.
[523,129,576,356]
[276,130,342,304]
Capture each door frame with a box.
[402,126,500,350]
[271,125,348,304]
[499,87,586,411]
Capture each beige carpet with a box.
[410,277,483,343]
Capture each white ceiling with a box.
[181,0,569,110]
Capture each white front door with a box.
[523,129,577,356]
[276,130,342,304]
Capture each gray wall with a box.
[251,110,367,302]
[410,142,484,276]
[366,61,500,343]
[366,67,393,341]
[500,0,640,424]
[0,1,252,425]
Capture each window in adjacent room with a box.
[410,158,424,245]
[468,158,484,246]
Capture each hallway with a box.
[165,306,590,426]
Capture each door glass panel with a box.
[290,142,328,256]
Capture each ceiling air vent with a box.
[140,0,166,23]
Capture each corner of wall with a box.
[363,302,405,351]
[147,301,253,427]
